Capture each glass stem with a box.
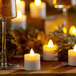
[2,20,7,69]
[62,8,68,26]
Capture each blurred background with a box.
[2,0,76,34]
[0,0,76,58]
[0,0,76,33]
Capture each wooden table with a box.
[0,58,76,76]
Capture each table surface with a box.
[0,58,76,76]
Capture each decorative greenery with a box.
[50,25,76,61]
[6,26,44,59]
[0,23,76,62]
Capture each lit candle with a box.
[11,11,26,30]
[71,0,76,5]
[69,26,76,36]
[16,0,25,14]
[63,27,67,34]
[68,45,76,66]
[30,0,46,18]
[43,40,58,61]
[24,49,40,71]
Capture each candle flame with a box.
[74,45,76,52]
[69,26,76,35]
[17,11,22,18]
[30,49,34,56]
[16,0,20,5]
[48,40,53,47]
[53,0,57,5]
[63,27,67,34]
[35,0,41,6]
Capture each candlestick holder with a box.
[0,0,19,69]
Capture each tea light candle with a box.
[30,0,46,18]
[68,45,76,66]
[11,11,26,30]
[43,40,58,61]
[16,0,25,14]
[24,49,40,71]
[71,0,76,5]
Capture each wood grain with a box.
[0,58,76,76]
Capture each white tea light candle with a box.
[43,40,58,61]
[24,49,40,71]
[11,11,26,30]
[68,45,76,66]
[30,0,46,18]
[16,0,25,14]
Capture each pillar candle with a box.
[24,49,40,71]
[11,11,26,30]
[43,40,58,61]
[16,0,25,14]
[68,45,76,66]
[30,0,46,18]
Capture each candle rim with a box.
[68,49,76,52]
[30,2,46,7]
[24,53,40,57]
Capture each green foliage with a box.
[50,25,76,61]
[7,26,43,59]
[0,24,76,62]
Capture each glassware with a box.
[53,0,71,28]
[0,0,18,69]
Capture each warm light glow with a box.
[17,11,22,18]
[48,40,53,47]
[53,0,57,5]
[16,0,20,5]
[34,0,41,6]
[63,27,67,34]
[74,45,76,52]
[69,26,76,35]
[30,49,34,56]
[55,5,64,8]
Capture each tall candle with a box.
[16,0,25,14]
[30,0,46,18]
[11,11,26,30]
[24,49,40,71]
[43,40,58,61]
[68,45,76,66]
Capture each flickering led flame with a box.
[35,0,41,6]
[48,40,53,47]
[53,0,57,5]
[69,26,76,35]
[30,49,34,56]
[74,45,76,52]
[17,11,22,18]
[16,0,20,5]
[63,27,67,34]
[55,5,64,8]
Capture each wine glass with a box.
[53,0,71,29]
[0,0,18,69]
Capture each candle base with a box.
[43,51,58,61]
[43,56,58,61]
[68,64,76,66]
[0,63,19,70]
